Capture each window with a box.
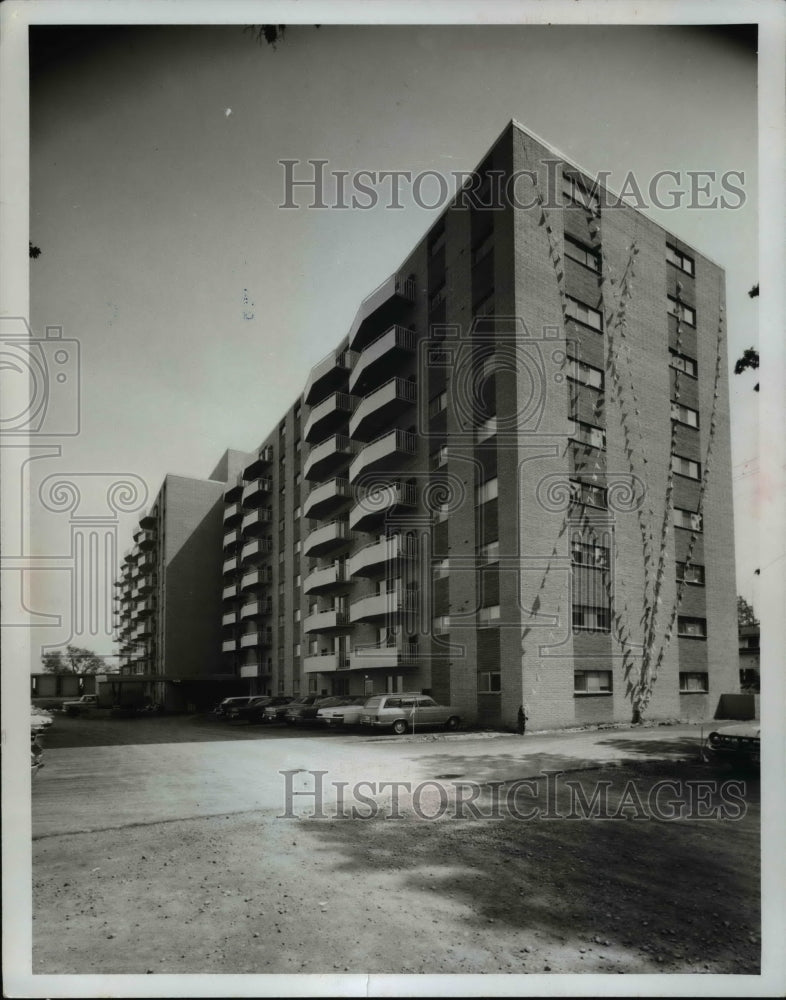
[294,573,301,588]
[294,608,301,622]
[563,175,600,212]
[429,225,446,256]
[669,350,698,379]
[429,284,446,312]
[473,290,495,317]
[667,295,696,327]
[673,507,702,532]
[666,244,694,276]
[478,671,501,693]
[570,479,608,509]
[433,557,450,580]
[571,421,606,451]
[571,539,610,569]
[475,414,497,443]
[574,670,612,694]
[566,296,604,332]
[430,444,448,469]
[295,438,302,452]
[671,402,699,428]
[564,236,600,272]
[434,503,450,524]
[293,539,302,555]
[478,540,499,565]
[671,454,701,480]
[279,422,286,436]
[566,357,604,390]
[294,473,302,487]
[680,672,708,692]
[676,562,705,585]
[471,231,494,266]
[432,615,450,635]
[429,391,447,418]
[478,604,500,626]
[475,477,499,505]
[572,605,611,632]
[294,643,301,658]
[678,616,707,638]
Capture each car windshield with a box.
[364,697,383,710]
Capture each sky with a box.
[21,21,760,658]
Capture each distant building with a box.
[113,450,249,711]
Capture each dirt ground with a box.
[33,759,760,976]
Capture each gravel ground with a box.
[33,759,760,976]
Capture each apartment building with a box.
[218,120,739,731]
[113,450,248,710]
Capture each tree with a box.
[737,596,758,627]
[41,650,66,673]
[29,242,41,259]
[243,24,286,49]
[63,645,106,675]
[733,284,759,390]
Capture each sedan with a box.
[283,695,358,726]
[317,697,371,727]
[213,696,256,718]
[703,722,760,768]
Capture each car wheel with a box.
[392,719,408,735]
[445,716,460,731]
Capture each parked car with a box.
[360,693,461,735]
[285,695,363,726]
[213,696,256,718]
[317,697,372,727]
[263,698,300,723]
[62,694,98,716]
[703,721,760,768]
[227,695,293,723]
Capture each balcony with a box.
[347,534,409,577]
[303,652,343,674]
[240,629,273,648]
[241,569,269,591]
[239,663,261,679]
[348,272,417,352]
[348,429,417,484]
[137,553,155,571]
[304,347,357,406]
[223,502,241,526]
[223,556,238,576]
[349,587,416,623]
[222,638,237,654]
[222,610,237,627]
[349,482,417,533]
[223,583,239,600]
[349,326,416,395]
[223,528,241,552]
[139,510,156,529]
[243,444,274,480]
[303,518,350,557]
[136,599,155,617]
[241,538,274,564]
[134,528,156,549]
[303,609,350,634]
[303,392,359,444]
[242,477,273,508]
[137,574,155,594]
[241,508,273,535]
[224,475,244,504]
[349,377,417,442]
[348,638,419,671]
[303,477,352,519]
[303,561,347,594]
[304,434,358,482]
[240,598,272,619]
